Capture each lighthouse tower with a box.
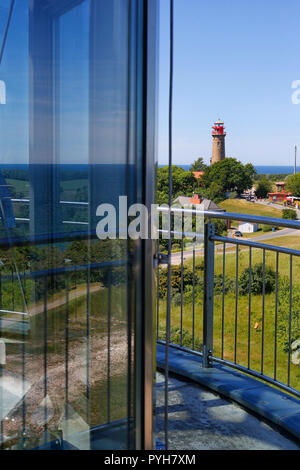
[211,120,226,165]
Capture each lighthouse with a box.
[211,120,226,165]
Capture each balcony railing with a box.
[156,207,300,399]
[9,199,89,227]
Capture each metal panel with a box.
[135,0,158,451]
[203,223,215,368]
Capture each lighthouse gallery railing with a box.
[156,207,300,399]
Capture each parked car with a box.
[234,231,243,237]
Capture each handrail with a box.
[156,209,300,401]
[11,199,89,206]
[212,235,300,257]
[0,230,94,249]
[157,206,300,230]
[1,258,127,282]
[210,354,300,400]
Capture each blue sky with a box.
[1,1,300,167]
[158,0,300,166]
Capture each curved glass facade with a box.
[0,0,157,450]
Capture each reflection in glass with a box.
[0,0,145,450]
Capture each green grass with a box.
[5,177,88,200]
[7,178,29,196]
[61,179,88,193]
[4,283,130,429]
[158,243,300,394]
[261,235,300,249]
[60,179,88,200]
[219,199,282,218]
[181,241,300,281]
[158,291,300,393]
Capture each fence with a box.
[157,207,300,399]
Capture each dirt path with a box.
[28,284,103,317]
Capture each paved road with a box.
[248,227,300,242]
[170,227,300,265]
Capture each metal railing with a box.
[156,207,300,399]
[8,199,89,226]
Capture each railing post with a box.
[203,223,215,368]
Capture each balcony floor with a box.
[155,372,300,450]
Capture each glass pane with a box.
[0,0,143,450]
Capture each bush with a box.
[277,279,300,352]
[182,284,202,304]
[171,292,183,306]
[158,263,203,299]
[172,243,181,251]
[100,267,127,287]
[239,263,276,295]
[262,225,272,232]
[255,176,273,199]
[282,209,297,220]
[212,219,227,236]
[158,326,202,351]
[160,269,235,302]
[214,274,235,295]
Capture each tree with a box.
[201,158,255,196]
[277,280,300,351]
[213,219,227,236]
[199,183,226,204]
[190,157,207,172]
[207,182,225,203]
[285,173,300,197]
[255,175,273,199]
[244,163,257,180]
[156,165,197,205]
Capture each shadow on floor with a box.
[155,372,300,450]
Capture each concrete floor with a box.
[155,372,300,450]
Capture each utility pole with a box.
[295,145,297,174]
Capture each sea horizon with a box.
[159,164,300,175]
[0,163,299,175]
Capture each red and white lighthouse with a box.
[211,120,226,165]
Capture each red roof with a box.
[190,194,202,204]
[269,192,292,196]
[193,171,204,179]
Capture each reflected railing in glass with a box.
[0,235,133,450]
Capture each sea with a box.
[159,165,300,175]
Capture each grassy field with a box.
[158,236,300,395]
[6,176,88,201]
[158,291,300,392]
[4,283,130,435]
[261,235,300,249]
[7,178,30,197]
[219,199,283,218]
